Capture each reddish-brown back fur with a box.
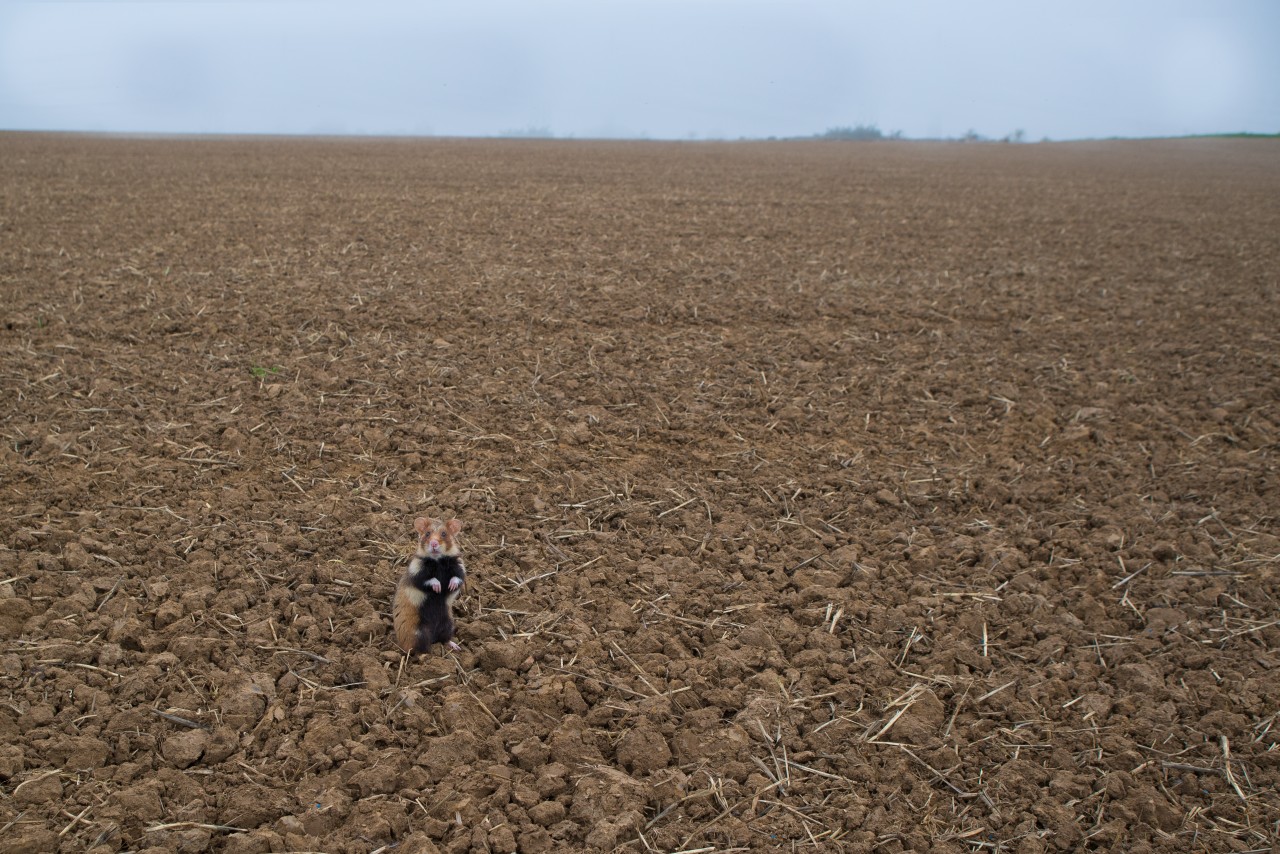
[392,575,420,653]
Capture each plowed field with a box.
[1,133,1278,853]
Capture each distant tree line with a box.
[815,124,1030,143]
[487,124,1039,142]
[816,124,901,141]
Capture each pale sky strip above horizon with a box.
[1,0,1277,141]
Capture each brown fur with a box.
[392,575,421,653]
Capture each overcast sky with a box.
[1,0,1277,141]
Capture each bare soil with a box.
[1,133,1278,854]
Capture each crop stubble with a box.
[1,134,1278,852]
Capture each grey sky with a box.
[1,0,1277,140]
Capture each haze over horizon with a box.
[1,0,1277,142]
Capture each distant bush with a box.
[818,124,888,141]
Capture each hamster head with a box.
[415,516,463,557]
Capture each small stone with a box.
[162,729,209,768]
[488,825,517,853]
[398,832,441,854]
[615,725,672,775]
[528,801,566,827]
[517,828,553,854]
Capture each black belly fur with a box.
[417,597,455,649]
[410,555,464,651]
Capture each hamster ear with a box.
[445,518,463,536]
[414,517,432,535]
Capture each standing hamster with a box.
[393,517,466,653]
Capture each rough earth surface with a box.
[1,133,1278,853]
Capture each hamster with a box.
[393,517,466,653]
